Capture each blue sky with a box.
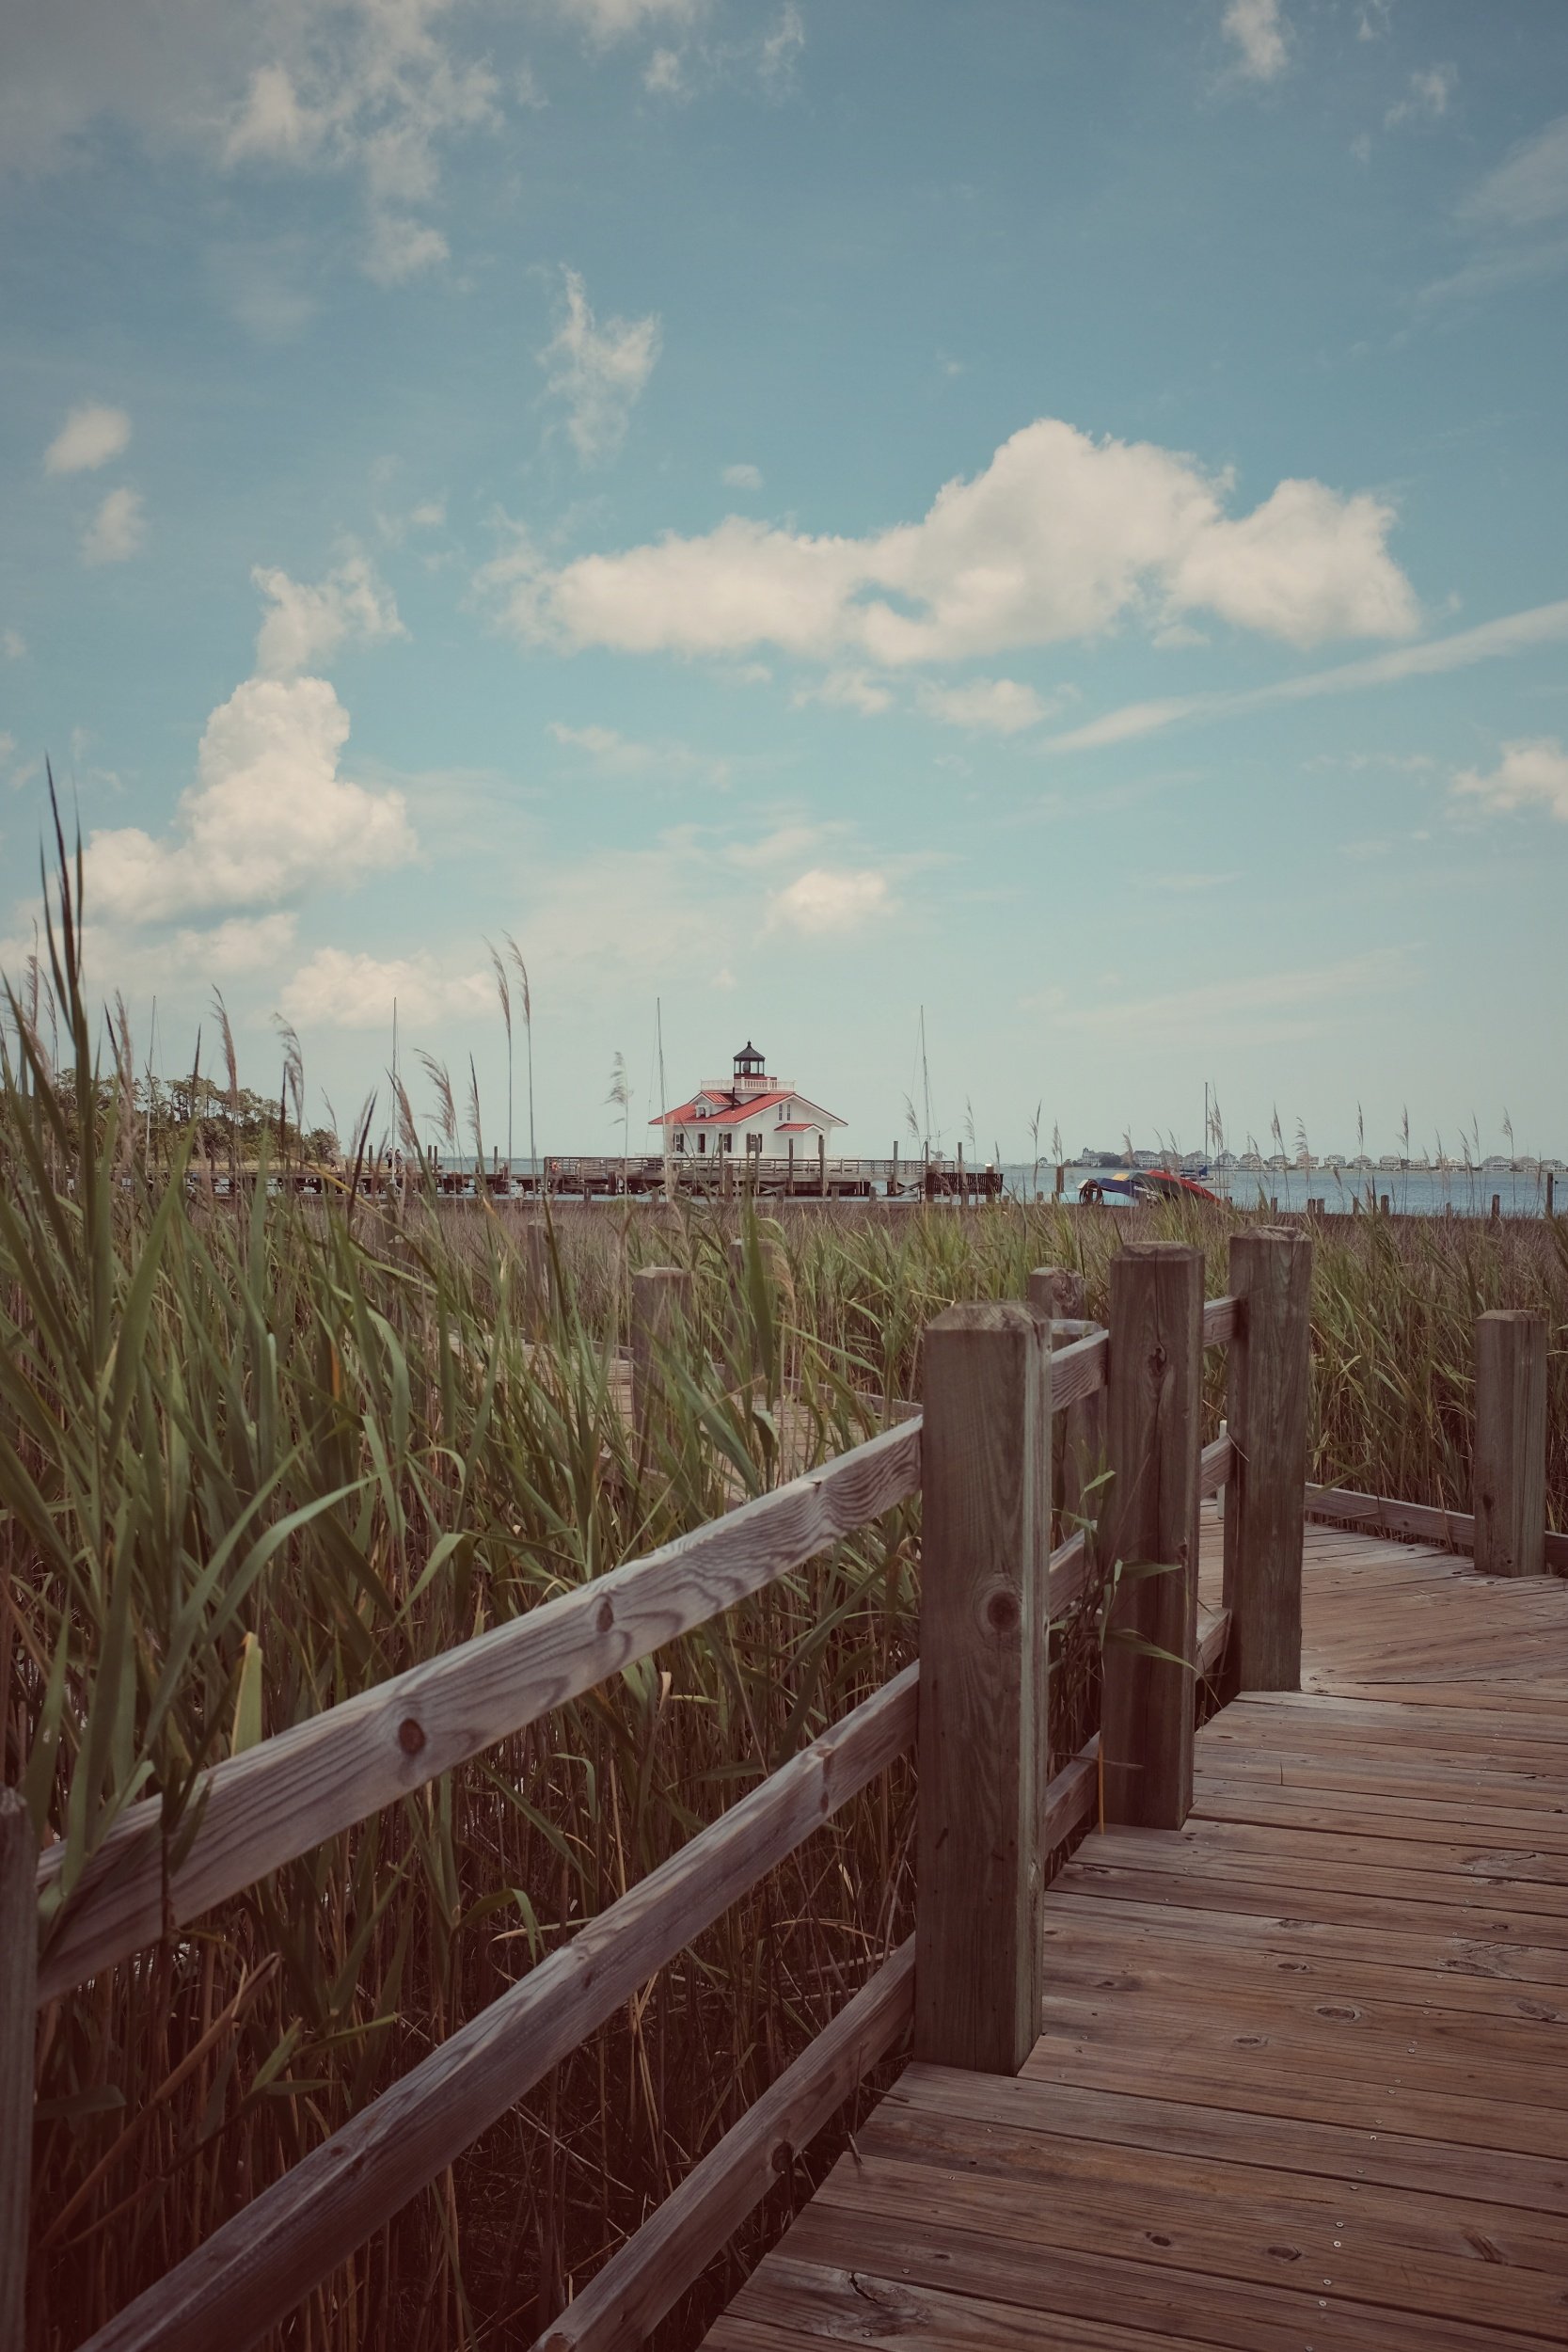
[3,0,1566,1162]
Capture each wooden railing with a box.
[19,1229,1557,2350]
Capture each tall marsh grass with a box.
[6,862,1565,2348]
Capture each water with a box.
[997,1163,1560,1218]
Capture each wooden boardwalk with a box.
[706,1515,1568,2349]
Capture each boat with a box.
[1077,1167,1222,1208]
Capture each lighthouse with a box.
[651,1042,847,1160]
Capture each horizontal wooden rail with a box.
[1197,1607,1232,1680]
[1048,1327,1107,1410]
[1198,1432,1233,1501]
[82,1667,919,2352]
[535,1941,916,2352]
[1304,1483,1568,1574]
[1046,1531,1089,1618]
[38,1421,921,2006]
[1202,1295,1240,1348]
[1042,1742,1099,1850]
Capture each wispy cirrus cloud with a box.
[1042,597,1568,755]
[538,267,661,464]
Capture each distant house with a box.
[651,1041,847,1159]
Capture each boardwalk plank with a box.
[700,1510,1568,2349]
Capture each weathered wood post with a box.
[1099,1243,1203,1831]
[1474,1311,1547,1577]
[1223,1227,1312,1691]
[0,1788,37,2352]
[630,1265,693,1431]
[817,1132,827,1199]
[1028,1266,1104,1545]
[915,1301,1052,2074]
[890,1140,899,1198]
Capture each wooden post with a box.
[1547,1170,1555,1218]
[1490,1193,1502,1228]
[787,1136,795,1192]
[630,1266,693,1430]
[1028,1266,1103,1544]
[0,1788,37,2352]
[890,1139,899,1198]
[915,1302,1051,2074]
[1054,1163,1065,1199]
[817,1132,827,1199]
[1099,1243,1203,1831]
[1223,1227,1312,1691]
[1474,1311,1547,1577]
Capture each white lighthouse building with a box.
[652,1042,847,1160]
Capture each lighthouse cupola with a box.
[733,1041,767,1094]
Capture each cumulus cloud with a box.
[44,402,132,474]
[484,418,1418,668]
[538,267,661,463]
[770,867,891,933]
[1453,738,1568,823]
[86,675,416,922]
[279,945,490,1029]
[1221,0,1290,84]
[1386,64,1457,131]
[917,676,1051,735]
[758,4,804,94]
[252,554,405,675]
[82,486,146,565]
[722,461,763,489]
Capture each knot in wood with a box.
[771,2142,794,2175]
[984,1589,1020,1636]
[596,1597,614,1633]
[397,1717,427,1756]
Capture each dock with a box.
[708,1513,1568,2350]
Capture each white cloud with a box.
[1461,113,1568,230]
[643,47,686,96]
[82,486,145,565]
[1221,0,1290,84]
[1045,597,1568,754]
[279,946,490,1030]
[1453,738,1568,823]
[0,5,501,283]
[409,499,446,529]
[44,402,132,475]
[2,629,24,661]
[486,417,1418,665]
[917,676,1051,735]
[770,866,891,934]
[173,910,299,974]
[556,0,703,42]
[795,669,894,717]
[546,720,729,784]
[363,212,450,284]
[86,674,416,922]
[722,461,763,489]
[538,267,661,464]
[252,555,405,675]
[1386,65,1457,130]
[758,4,804,94]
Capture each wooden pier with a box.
[710,1512,1568,2350]
[12,1242,1565,2351]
